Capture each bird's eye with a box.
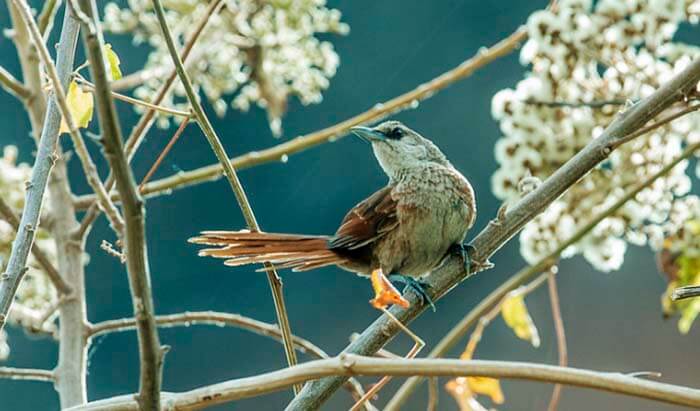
[387,127,404,139]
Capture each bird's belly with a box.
[377,201,470,277]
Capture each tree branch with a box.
[0,196,71,294]
[9,0,126,237]
[672,286,700,301]
[0,64,31,100]
[286,57,700,410]
[149,0,301,388]
[66,355,700,411]
[0,366,54,382]
[72,22,530,210]
[75,0,164,409]
[0,0,79,333]
[547,267,567,411]
[386,109,700,410]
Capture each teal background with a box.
[1,1,699,410]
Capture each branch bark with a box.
[547,267,567,411]
[65,355,700,411]
[149,0,300,386]
[285,57,700,410]
[72,23,529,209]
[75,0,164,409]
[0,366,54,382]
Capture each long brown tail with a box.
[189,230,347,272]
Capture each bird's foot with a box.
[449,243,494,274]
[388,274,435,312]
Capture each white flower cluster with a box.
[103,0,348,135]
[0,146,59,358]
[491,0,700,272]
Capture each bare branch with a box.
[73,22,530,209]
[0,0,80,333]
[66,355,700,411]
[287,57,700,410]
[149,0,300,388]
[0,196,71,294]
[547,267,567,411]
[387,110,700,410]
[0,367,54,382]
[37,0,60,37]
[672,286,700,301]
[75,0,164,409]
[9,0,125,237]
[139,117,190,191]
[0,64,31,100]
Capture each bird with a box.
[189,121,476,309]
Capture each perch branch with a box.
[150,0,300,388]
[0,367,54,382]
[75,0,164,409]
[287,57,700,411]
[0,197,71,294]
[66,355,700,411]
[73,22,530,209]
[386,108,700,410]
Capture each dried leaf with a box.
[104,43,122,81]
[446,379,490,411]
[59,81,94,134]
[447,347,505,410]
[501,290,540,347]
[467,376,505,404]
[369,268,409,309]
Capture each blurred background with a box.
[1,0,699,410]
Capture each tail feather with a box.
[189,230,347,272]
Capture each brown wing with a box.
[328,186,398,250]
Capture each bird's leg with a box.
[388,274,435,311]
[450,242,474,274]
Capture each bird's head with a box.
[351,121,449,179]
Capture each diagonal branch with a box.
[72,23,530,210]
[66,355,700,411]
[149,0,300,387]
[75,0,164,409]
[286,57,700,410]
[0,64,31,100]
[387,109,700,410]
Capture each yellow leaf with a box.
[467,376,505,404]
[368,268,409,310]
[104,43,122,81]
[59,81,94,134]
[501,290,540,347]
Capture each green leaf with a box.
[104,43,122,81]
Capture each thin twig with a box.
[74,77,192,118]
[37,0,60,37]
[75,0,164,409]
[612,103,700,148]
[289,56,700,410]
[0,367,55,382]
[547,266,567,411]
[149,0,300,391]
[427,377,439,411]
[73,23,531,209]
[0,196,71,294]
[66,355,700,411]
[672,285,700,301]
[386,112,700,410]
[524,99,628,108]
[10,0,126,237]
[74,0,224,239]
[0,64,31,100]
[139,117,190,191]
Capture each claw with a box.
[388,274,435,312]
[450,242,475,274]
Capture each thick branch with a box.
[75,0,163,409]
[73,24,529,210]
[0,1,79,333]
[0,367,54,382]
[149,0,300,383]
[66,355,700,411]
[286,57,700,410]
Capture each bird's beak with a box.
[350,126,385,143]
